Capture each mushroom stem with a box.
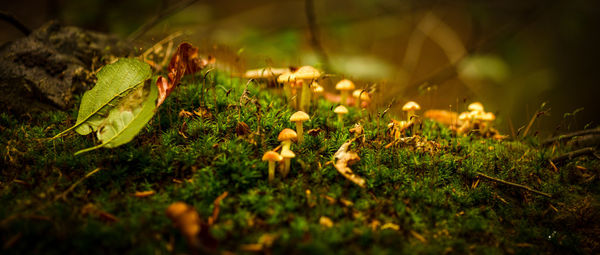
[337,113,344,128]
[268,160,275,182]
[283,83,292,104]
[300,81,311,111]
[340,91,349,106]
[283,158,291,177]
[296,122,304,144]
[282,140,292,151]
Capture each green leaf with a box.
[52,58,151,138]
[75,79,158,155]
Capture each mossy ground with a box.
[1,72,599,254]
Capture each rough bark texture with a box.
[0,21,133,114]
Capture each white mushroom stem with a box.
[407,110,415,122]
[283,83,292,104]
[295,122,304,144]
[268,160,276,182]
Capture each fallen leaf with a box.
[156,43,214,108]
[333,138,366,188]
[381,223,400,231]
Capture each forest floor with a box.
[1,71,599,254]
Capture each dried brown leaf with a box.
[333,138,366,188]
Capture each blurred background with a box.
[2,0,599,137]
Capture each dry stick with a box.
[550,147,596,165]
[521,110,543,138]
[476,172,552,198]
[542,127,600,146]
[0,11,31,35]
[55,168,102,201]
[127,0,199,42]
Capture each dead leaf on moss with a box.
[333,138,366,188]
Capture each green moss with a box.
[0,71,598,254]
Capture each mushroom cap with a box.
[352,89,371,101]
[482,112,496,121]
[458,112,471,121]
[278,128,298,141]
[336,79,356,91]
[402,101,421,111]
[311,82,324,93]
[262,151,283,161]
[334,105,349,114]
[166,202,190,220]
[280,148,296,158]
[244,67,290,79]
[294,65,321,80]
[290,111,310,122]
[468,102,484,113]
[277,71,295,83]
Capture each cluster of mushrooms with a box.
[247,66,372,182]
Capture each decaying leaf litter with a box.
[1,40,599,254]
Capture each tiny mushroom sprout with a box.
[294,65,322,111]
[262,151,283,182]
[311,81,324,105]
[280,148,296,178]
[402,101,421,122]
[334,105,349,128]
[278,128,298,152]
[166,202,201,245]
[290,111,310,144]
[335,79,356,106]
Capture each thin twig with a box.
[476,172,552,198]
[127,0,199,42]
[0,11,30,35]
[54,168,102,201]
[550,147,596,165]
[542,127,600,146]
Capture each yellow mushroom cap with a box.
[294,65,321,80]
[262,151,283,161]
[312,82,324,93]
[290,111,310,122]
[278,128,298,141]
[483,112,496,121]
[458,112,471,121]
[334,105,349,114]
[402,101,421,111]
[352,89,371,101]
[244,67,290,79]
[277,72,295,83]
[280,148,296,158]
[166,202,190,220]
[468,102,484,113]
[336,79,356,91]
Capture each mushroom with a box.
[244,67,290,79]
[352,89,371,108]
[311,82,324,106]
[278,128,298,152]
[402,101,421,122]
[468,102,484,113]
[280,148,296,178]
[294,66,322,111]
[277,72,296,108]
[166,202,201,246]
[335,79,355,106]
[334,105,348,128]
[290,111,310,144]
[262,151,283,182]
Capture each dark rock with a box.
[0,20,134,115]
